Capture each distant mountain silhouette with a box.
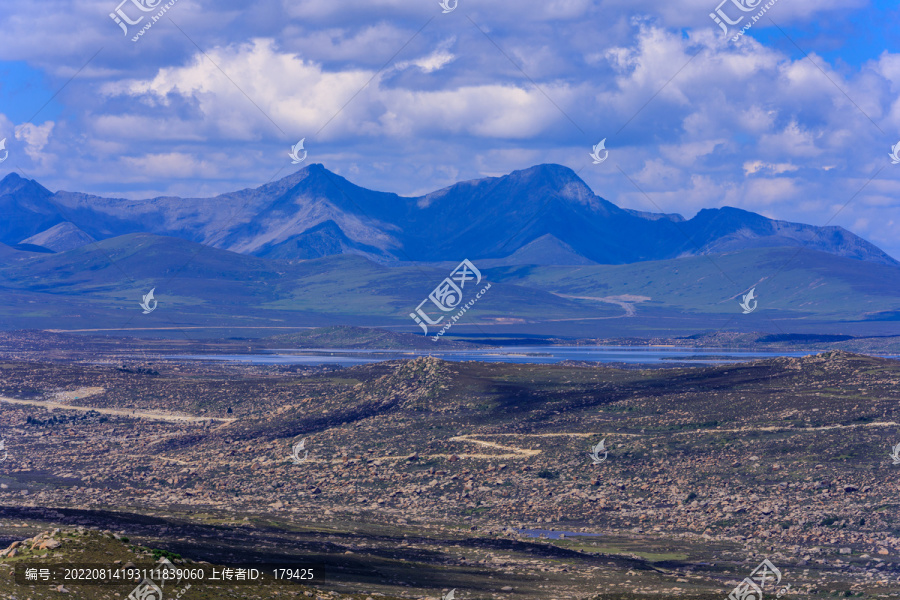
[0,164,894,266]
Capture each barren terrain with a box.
[1,337,899,598]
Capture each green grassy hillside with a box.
[0,235,897,335]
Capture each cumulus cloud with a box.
[101,37,579,142]
[14,121,54,165]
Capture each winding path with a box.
[0,394,235,424]
[555,294,651,318]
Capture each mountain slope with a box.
[676,207,893,263]
[0,233,613,331]
[490,245,900,317]
[0,230,898,334]
[20,222,96,252]
[0,173,63,246]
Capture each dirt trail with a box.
[677,421,900,434]
[446,434,542,457]
[155,421,893,467]
[555,294,651,318]
[0,395,235,424]
[372,422,900,461]
[51,387,105,402]
[43,326,315,333]
[369,433,607,461]
[486,432,642,438]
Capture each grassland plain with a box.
[0,342,899,598]
[2,235,900,337]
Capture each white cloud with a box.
[120,152,220,179]
[103,39,375,140]
[393,38,456,73]
[15,121,54,164]
[101,37,579,142]
[743,161,799,175]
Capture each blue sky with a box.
[1,0,899,259]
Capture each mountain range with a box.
[1,163,895,266]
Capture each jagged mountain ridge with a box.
[0,164,894,266]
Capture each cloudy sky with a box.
[1,0,899,257]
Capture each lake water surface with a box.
[166,345,820,367]
[516,528,603,539]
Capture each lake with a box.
[165,345,821,367]
[517,528,603,539]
